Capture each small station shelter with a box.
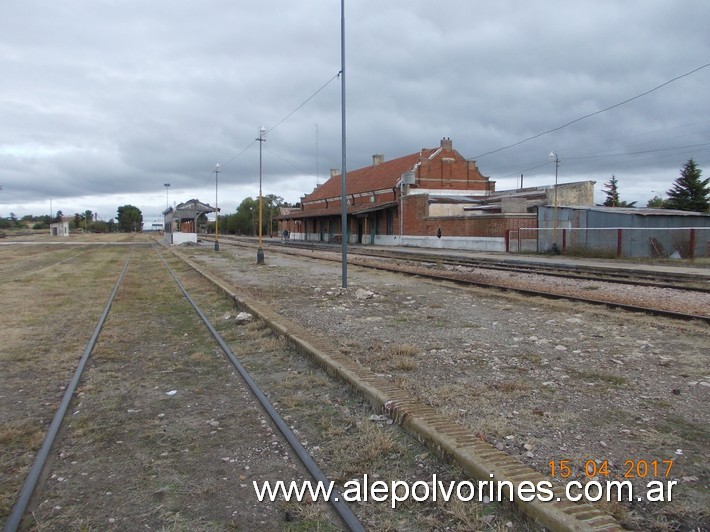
[49,220,70,237]
[163,199,216,245]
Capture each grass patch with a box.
[569,369,627,386]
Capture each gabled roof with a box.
[175,199,216,213]
[303,148,438,203]
[164,199,216,218]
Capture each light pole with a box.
[164,183,170,209]
[256,126,266,264]
[340,0,348,287]
[214,164,220,251]
[549,151,560,254]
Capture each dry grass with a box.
[336,422,406,474]
[362,343,420,371]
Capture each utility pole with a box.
[257,127,266,264]
[340,0,348,288]
[214,164,220,251]
[549,151,560,254]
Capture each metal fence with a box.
[508,227,710,258]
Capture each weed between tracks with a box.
[0,244,130,520]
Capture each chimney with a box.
[330,168,340,178]
[372,154,384,166]
[440,137,453,150]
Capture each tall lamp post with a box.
[256,127,266,264]
[163,183,170,234]
[214,164,220,251]
[340,0,348,288]
[549,151,560,253]
[164,183,170,209]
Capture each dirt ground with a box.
[1,238,533,531]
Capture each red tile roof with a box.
[302,148,438,203]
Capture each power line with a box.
[263,145,317,179]
[266,72,340,135]
[219,140,256,169]
[215,71,340,170]
[473,62,710,159]
[565,141,710,161]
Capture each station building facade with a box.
[278,138,594,251]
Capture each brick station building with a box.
[278,137,592,251]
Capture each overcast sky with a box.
[2,0,709,225]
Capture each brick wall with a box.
[402,195,536,237]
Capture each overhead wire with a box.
[215,71,340,171]
[264,72,341,136]
[472,62,710,160]
[263,144,318,179]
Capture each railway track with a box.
[5,239,706,530]
[206,236,710,324]
[2,244,363,531]
[265,239,710,291]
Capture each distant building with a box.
[143,219,164,232]
[163,199,216,245]
[49,219,70,237]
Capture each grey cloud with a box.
[1,0,709,219]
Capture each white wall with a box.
[164,232,197,245]
[375,234,505,251]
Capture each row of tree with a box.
[212,194,296,236]
[602,159,709,211]
[0,205,143,232]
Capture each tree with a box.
[93,220,108,233]
[264,194,286,236]
[117,205,143,232]
[602,175,620,207]
[665,159,709,212]
[602,175,636,208]
[230,197,259,235]
[83,209,94,231]
[646,195,665,208]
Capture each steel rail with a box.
[368,261,710,324]
[211,237,710,323]
[3,250,134,532]
[266,239,710,290]
[153,247,365,532]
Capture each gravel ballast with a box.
[185,242,710,531]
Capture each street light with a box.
[214,164,220,251]
[549,151,560,254]
[164,183,170,209]
[256,126,266,264]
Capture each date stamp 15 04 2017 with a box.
[548,459,678,503]
[548,459,674,479]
